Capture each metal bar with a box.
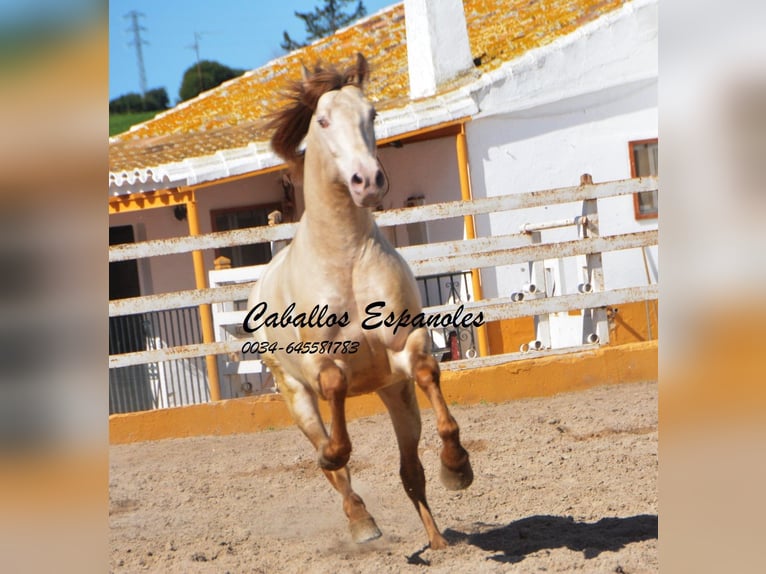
[440,344,609,372]
[109,230,657,317]
[160,311,173,406]
[109,283,254,317]
[109,284,657,370]
[520,216,585,233]
[427,284,658,323]
[374,176,658,226]
[109,222,299,263]
[528,231,551,349]
[398,233,534,261]
[407,230,658,277]
[581,173,609,345]
[109,177,658,262]
[110,339,245,369]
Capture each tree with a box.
[109,88,169,114]
[143,88,170,111]
[109,93,144,115]
[281,0,367,52]
[178,60,245,102]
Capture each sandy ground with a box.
[109,381,657,573]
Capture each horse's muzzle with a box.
[349,167,386,207]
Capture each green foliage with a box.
[109,87,169,115]
[144,87,169,111]
[109,92,143,115]
[281,0,367,51]
[109,111,158,136]
[178,60,245,102]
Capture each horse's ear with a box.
[344,53,369,87]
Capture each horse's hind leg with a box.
[377,380,448,549]
[413,352,473,490]
[322,466,381,543]
[271,360,380,543]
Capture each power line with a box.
[124,10,149,98]
[186,32,205,95]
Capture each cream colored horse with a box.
[246,54,473,549]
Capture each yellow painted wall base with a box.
[608,300,658,345]
[110,340,657,445]
[486,316,535,355]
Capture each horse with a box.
[246,53,473,550]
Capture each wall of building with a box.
[466,80,658,303]
[378,135,464,247]
[109,172,286,297]
[109,203,195,297]
[464,77,658,350]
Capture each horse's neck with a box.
[301,146,376,257]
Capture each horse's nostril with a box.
[351,173,363,185]
[375,170,385,188]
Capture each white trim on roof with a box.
[109,145,283,195]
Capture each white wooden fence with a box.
[108,176,658,408]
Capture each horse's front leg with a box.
[267,357,381,543]
[316,358,351,470]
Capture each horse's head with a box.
[313,82,385,207]
[270,53,387,208]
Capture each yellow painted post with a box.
[456,125,490,357]
[186,189,222,401]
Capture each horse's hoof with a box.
[350,517,382,544]
[440,459,474,490]
[430,533,449,550]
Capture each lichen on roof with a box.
[109,0,629,174]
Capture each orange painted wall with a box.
[607,300,658,345]
[486,316,536,355]
[110,340,657,445]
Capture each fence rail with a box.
[108,229,656,318]
[109,175,659,411]
[109,284,657,370]
[108,176,658,263]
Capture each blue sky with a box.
[109,0,398,103]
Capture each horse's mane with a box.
[269,53,369,165]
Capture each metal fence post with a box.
[580,174,610,345]
[528,230,552,349]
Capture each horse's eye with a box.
[317,116,329,128]
[370,109,378,122]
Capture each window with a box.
[210,204,280,267]
[629,139,658,219]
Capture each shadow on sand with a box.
[408,514,657,565]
